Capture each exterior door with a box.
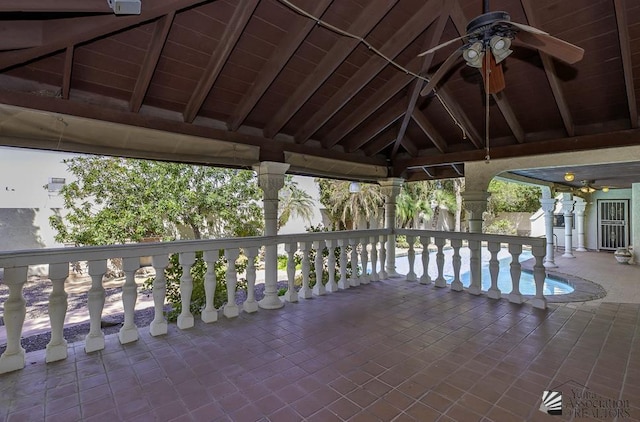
[598,199,629,250]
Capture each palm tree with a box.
[316,179,384,229]
[278,177,315,230]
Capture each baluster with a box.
[378,234,387,280]
[406,235,417,281]
[85,260,107,353]
[243,247,259,313]
[467,240,482,295]
[359,238,369,284]
[531,244,548,309]
[419,235,431,285]
[508,243,523,304]
[434,237,446,287]
[325,239,339,291]
[119,257,140,344]
[177,252,196,329]
[223,248,240,317]
[284,242,298,302]
[299,242,312,299]
[349,238,360,287]
[150,254,169,336]
[202,249,219,323]
[337,239,349,290]
[369,236,379,282]
[450,238,463,291]
[487,242,501,299]
[0,266,28,374]
[312,240,326,296]
[46,263,69,363]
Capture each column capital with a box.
[378,178,404,199]
[540,197,556,213]
[462,190,490,217]
[253,161,290,194]
[574,200,587,216]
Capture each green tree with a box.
[50,156,264,245]
[316,179,384,229]
[487,180,541,214]
[278,176,315,230]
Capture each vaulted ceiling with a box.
[1,0,639,183]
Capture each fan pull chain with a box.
[484,48,491,163]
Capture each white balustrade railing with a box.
[395,229,547,309]
[0,228,546,374]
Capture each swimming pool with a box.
[372,247,574,296]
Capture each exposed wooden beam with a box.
[344,103,406,153]
[614,0,638,128]
[405,166,461,181]
[130,12,174,113]
[295,0,442,145]
[227,0,333,132]
[493,91,525,143]
[0,0,210,72]
[521,0,575,136]
[322,57,419,147]
[400,136,418,157]
[0,22,43,50]
[262,0,398,138]
[411,109,447,153]
[183,0,258,123]
[0,0,111,13]
[61,46,74,100]
[434,87,483,149]
[364,132,396,156]
[395,127,640,169]
[0,89,387,167]
[391,3,451,157]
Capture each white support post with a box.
[450,238,463,291]
[312,240,326,296]
[359,238,370,284]
[574,199,587,252]
[243,247,259,313]
[299,242,312,299]
[337,239,349,290]
[150,254,169,336]
[406,235,417,281]
[486,241,501,299]
[202,249,219,323]
[508,243,523,304]
[562,193,575,258]
[0,266,28,374]
[467,240,482,295]
[540,197,558,268]
[419,235,431,285]
[46,263,69,363]
[284,242,299,302]
[85,260,107,353]
[325,239,339,291]
[434,237,447,288]
[177,252,196,329]
[223,249,240,318]
[462,190,490,234]
[379,178,404,276]
[119,257,140,344]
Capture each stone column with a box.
[462,190,490,233]
[379,178,404,277]
[574,199,587,252]
[562,193,575,258]
[540,197,557,268]
[254,161,290,309]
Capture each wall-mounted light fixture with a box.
[564,172,575,182]
[349,182,361,194]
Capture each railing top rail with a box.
[394,228,546,248]
[0,229,392,268]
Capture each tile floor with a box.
[1,277,639,421]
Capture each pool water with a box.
[371,247,574,296]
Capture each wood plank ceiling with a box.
[0,0,639,183]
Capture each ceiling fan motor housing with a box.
[466,11,516,46]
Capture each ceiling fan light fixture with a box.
[490,35,512,64]
[564,172,575,182]
[602,186,610,193]
[463,42,484,68]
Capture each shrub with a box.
[485,219,517,235]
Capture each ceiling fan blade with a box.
[420,49,462,96]
[516,30,584,64]
[418,35,468,57]
[497,20,548,35]
[482,54,505,94]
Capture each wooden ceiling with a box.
[1,0,640,183]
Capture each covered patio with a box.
[1,269,639,421]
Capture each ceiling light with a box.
[602,187,609,192]
[564,172,575,182]
[490,36,512,64]
[463,42,484,68]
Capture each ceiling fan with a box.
[418,0,585,97]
